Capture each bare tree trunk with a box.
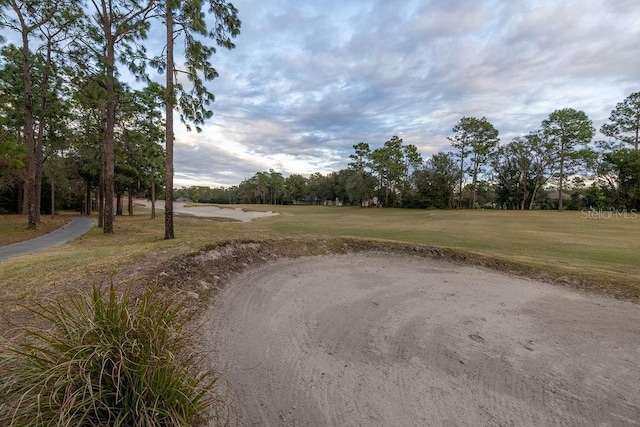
[34,45,54,224]
[529,187,537,210]
[458,146,465,209]
[471,161,479,209]
[558,142,565,211]
[86,181,92,215]
[128,190,133,216]
[21,179,28,215]
[15,14,38,228]
[151,178,156,219]
[50,176,55,217]
[116,193,123,216]
[98,178,104,228]
[164,2,175,239]
[35,142,43,221]
[99,12,117,233]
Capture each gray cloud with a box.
[173,0,640,187]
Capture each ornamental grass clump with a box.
[0,285,229,426]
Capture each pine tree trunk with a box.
[151,178,156,219]
[102,28,116,233]
[18,24,37,228]
[98,178,104,228]
[558,142,565,211]
[50,176,55,217]
[86,181,92,215]
[164,2,175,239]
[35,45,53,224]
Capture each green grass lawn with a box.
[259,206,639,287]
[0,215,70,245]
[0,205,638,309]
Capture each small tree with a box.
[541,108,595,211]
[370,136,422,207]
[601,92,640,151]
[413,152,458,208]
[601,149,640,210]
[492,138,534,209]
[448,116,499,208]
[284,174,307,204]
[347,142,376,206]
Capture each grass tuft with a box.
[0,284,230,426]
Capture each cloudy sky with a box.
[170,0,640,188]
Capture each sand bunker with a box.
[141,200,278,222]
[205,253,640,426]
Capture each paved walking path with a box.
[0,216,94,261]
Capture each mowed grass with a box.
[1,204,639,309]
[262,206,640,288]
[0,215,70,245]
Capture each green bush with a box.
[0,285,230,426]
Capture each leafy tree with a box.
[370,136,422,207]
[348,142,371,171]
[582,184,607,209]
[114,85,165,216]
[84,0,157,233]
[412,152,458,208]
[467,118,499,208]
[492,138,529,209]
[488,131,561,210]
[448,116,499,208]
[307,172,325,205]
[329,170,349,205]
[285,174,307,204]
[344,169,376,207]
[600,149,640,209]
[316,172,336,204]
[0,0,82,226]
[68,77,108,217]
[266,169,285,204]
[0,140,26,205]
[159,0,241,239]
[601,92,640,151]
[347,142,376,206]
[524,131,560,209]
[447,118,471,208]
[541,108,595,211]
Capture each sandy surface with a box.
[140,200,278,222]
[205,253,640,426]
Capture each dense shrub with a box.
[0,285,230,426]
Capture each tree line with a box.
[0,0,637,224]
[176,92,640,211]
[0,0,241,238]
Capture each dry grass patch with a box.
[0,215,70,245]
[0,285,233,426]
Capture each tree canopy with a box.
[0,5,637,219]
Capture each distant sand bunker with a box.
[142,200,278,222]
